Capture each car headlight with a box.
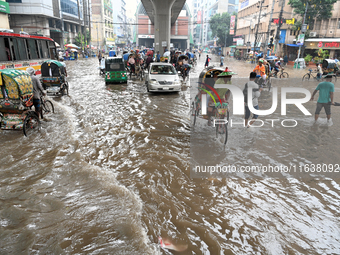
[150,79,159,85]
[174,79,181,85]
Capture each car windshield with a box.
[150,65,176,75]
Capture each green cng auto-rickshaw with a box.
[105,57,127,84]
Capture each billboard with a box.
[230,15,236,35]
[197,11,202,24]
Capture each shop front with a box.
[304,39,340,59]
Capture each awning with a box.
[287,44,300,47]
[305,38,340,42]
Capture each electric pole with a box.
[263,0,275,58]
[274,0,285,55]
[297,2,309,61]
[252,0,264,64]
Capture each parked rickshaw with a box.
[0,69,40,136]
[192,68,234,145]
[322,59,338,81]
[105,57,128,84]
[40,60,69,96]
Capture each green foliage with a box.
[304,54,313,63]
[209,12,237,47]
[315,48,329,61]
[288,0,337,28]
[74,30,91,47]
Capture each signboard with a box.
[0,1,10,14]
[297,34,305,46]
[272,18,295,25]
[138,35,154,38]
[301,24,307,33]
[230,15,236,35]
[197,11,202,24]
[240,0,249,9]
[236,39,244,46]
[170,43,174,48]
[318,42,340,48]
[162,41,167,47]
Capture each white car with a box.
[145,63,181,92]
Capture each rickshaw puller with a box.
[27,67,46,119]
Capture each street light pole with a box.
[297,2,308,61]
[263,0,275,58]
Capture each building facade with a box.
[236,0,340,60]
[91,0,114,51]
[112,0,128,47]
[0,0,10,29]
[135,2,191,51]
[192,0,239,49]
[6,0,91,48]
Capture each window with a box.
[41,41,50,58]
[338,20,340,29]
[12,38,28,60]
[0,37,10,61]
[27,39,39,59]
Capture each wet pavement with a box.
[0,55,339,254]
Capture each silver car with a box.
[145,63,181,92]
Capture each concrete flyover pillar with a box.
[151,0,176,54]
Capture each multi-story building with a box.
[112,0,128,48]
[192,0,239,49]
[91,0,114,51]
[7,0,91,47]
[135,2,191,50]
[236,0,340,60]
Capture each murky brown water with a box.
[0,56,339,255]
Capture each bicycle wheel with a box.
[42,100,54,115]
[280,72,289,79]
[61,82,69,96]
[302,73,310,81]
[23,112,40,137]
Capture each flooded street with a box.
[1,56,340,254]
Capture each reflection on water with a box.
[0,57,339,254]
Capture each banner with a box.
[297,34,305,46]
[197,11,202,24]
[230,15,236,35]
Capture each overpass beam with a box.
[152,0,176,54]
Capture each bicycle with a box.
[271,68,289,79]
[302,69,337,82]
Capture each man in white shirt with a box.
[244,72,261,127]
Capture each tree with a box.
[209,12,237,47]
[74,30,91,47]
[288,0,337,29]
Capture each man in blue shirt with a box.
[310,74,335,125]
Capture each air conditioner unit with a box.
[310,32,317,37]
[329,30,333,34]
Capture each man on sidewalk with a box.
[310,74,335,126]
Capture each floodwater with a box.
[0,55,339,255]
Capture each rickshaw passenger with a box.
[128,55,136,73]
[59,58,67,77]
[27,67,46,119]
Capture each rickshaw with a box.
[0,69,40,136]
[109,50,116,57]
[105,57,128,84]
[192,68,233,145]
[177,54,191,81]
[40,60,69,96]
[322,59,338,82]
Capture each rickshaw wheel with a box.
[61,82,69,96]
[23,112,40,137]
